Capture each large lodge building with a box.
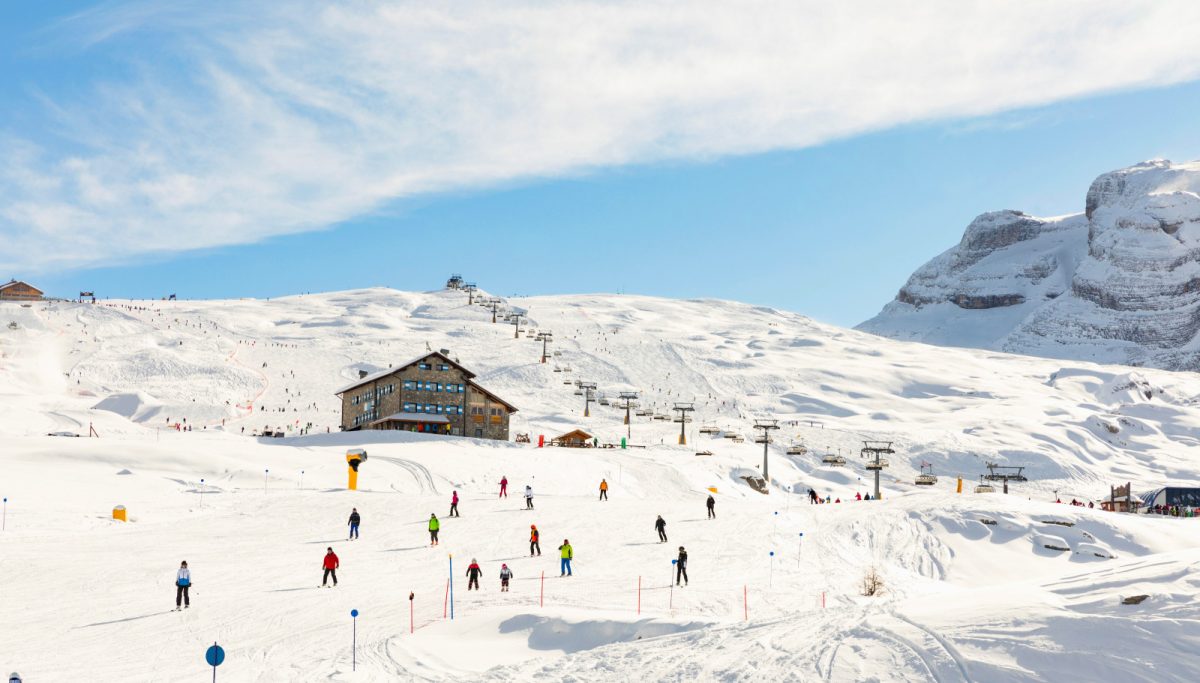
[336,351,517,440]
[0,280,43,301]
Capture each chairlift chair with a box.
[787,444,807,455]
[821,453,846,467]
[915,462,938,486]
[975,476,996,493]
[864,458,890,471]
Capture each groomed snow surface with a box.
[2,289,1200,681]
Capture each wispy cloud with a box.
[4,0,1200,272]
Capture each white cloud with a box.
[4,0,1200,272]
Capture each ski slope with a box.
[2,288,1200,681]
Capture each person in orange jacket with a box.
[529,524,541,556]
[599,478,609,501]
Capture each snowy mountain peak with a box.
[861,159,1200,370]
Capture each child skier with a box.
[466,559,483,591]
[559,539,574,576]
[348,507,361,540]
[174,561,191,610]
[450,491,460,517]
[322,548,339,587]
[499,563,513,592]
[530,524,542,556]
[525,485,534,509]
[655,515,668,542]
[428,514,440,546]
[599,478,609,501]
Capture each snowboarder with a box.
[348,507,361,540]
[174,561,191,610]
[450,491,460,517]
[322,548,339,587]
[525,485,534,509]
[655,515,668,543]
[706,494,716,519]
[499,476,508,498]
[530,524,542,556]
[559,539,573,576]
[500,563,513,591]
[466,558,483,590]
[676,546,688,586]
[599,478,609,501]
[428,514,440,546]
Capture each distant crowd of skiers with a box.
[170,474,719,606]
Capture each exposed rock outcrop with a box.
[860,159,1200,371]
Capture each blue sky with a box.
[5,2,1200,326]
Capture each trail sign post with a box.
[205,642,225,682]
[350,609,359,671]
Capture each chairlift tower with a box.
[983,462,1028,494]
[753,419,780,488]
[578,381,598,417]
[861,441,894,500]
[672,402,695,445]
[618,391,639,441]
[463,283,478,305]
[510,312,525,339]
[489,298,502,324]
[536,331,553,363]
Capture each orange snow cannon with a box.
[346,449,368,491]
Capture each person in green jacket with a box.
[558,539,573,576]
[428,514,440,546]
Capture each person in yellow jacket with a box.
[558,539,573,576]
[599,479,609,501]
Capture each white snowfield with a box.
[2,288,1200,682]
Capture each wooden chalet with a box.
[0,280,43,301]
[550,429,595,448]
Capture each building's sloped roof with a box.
[334,351,475,395]
[370,412,450,425]
[0,280,42,294]
[555,429,593,440]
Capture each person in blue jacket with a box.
[175,561,191,610]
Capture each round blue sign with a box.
[671,559,677,565]
[769,551,775,557]
[351,609,359,618]
[205,644,225,667]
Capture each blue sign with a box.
[769,551,775,557]
[351,609,359,618]
[671,559,677,565]
[205,644,226,667]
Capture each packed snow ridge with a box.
[860,159,1200,371]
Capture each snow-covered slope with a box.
[3,288,1200,681]
[860,159,1200,370]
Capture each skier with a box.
[706,494,716,519]
[525,485,534,510]
[530,524,542,556]
[450,491,460,517]
[655,515,668,543]
[559,539,574,576]
[348,507,361,540]
[174,560,191,610]
[855,492,862,501]
[808,488,819,504]
[428,514,440,546]
[500,563,513,592]
[499,475,508,498]
[322,548,339,587]
[466,558,483,591]
[676,546,688,586]
[599,478,609,501]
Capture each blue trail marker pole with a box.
[300,470,304,490]
[769,551,775,588]
[199,479,205,508]
[449,555,455,620]
[670,559,677,609]
[2,497,7,531]
[797,533,804,567]
[205,642,225,683]
[350,609,359,671]
[264,469,269,492]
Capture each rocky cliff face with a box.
[859,159,1200,371]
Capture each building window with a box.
[418,362,432,370]
[403,402,416,412]
[403,380,416,390]
[428,382,441,392]
[474,428,484,438]
[438,364,450,371]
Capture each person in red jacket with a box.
[466,558,483,591]
[499,476,508,498]
[322,547,339,587]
